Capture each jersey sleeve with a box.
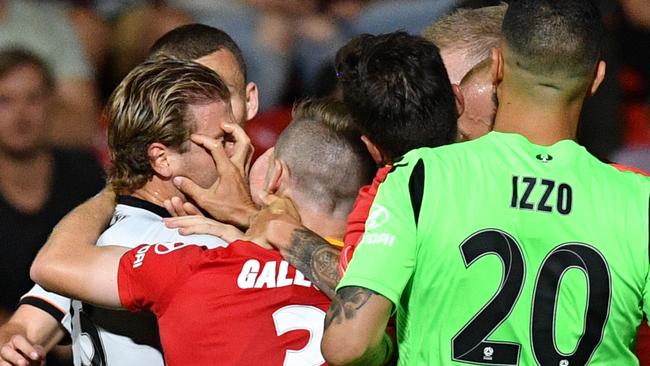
[117,243,204,315]
[337,156,423,307]
[19,284,72,334]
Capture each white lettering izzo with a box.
[132,245,151,268]
[362,233,395,247]
[237,260,312,289]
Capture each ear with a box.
[244,82,259,121]
[266,157,286,195]
[148,142,174,178]
[490,47,504,86]
[361,135,386,165]
[452,83,465,118]
[588,60,606,97]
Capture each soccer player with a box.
[169,8,507,299]
[0,57,248,366]
[168,32,462,302]
[423,4,505,141]
[0,25,258,366]
[322,1,650,365]
[29,99,376,366]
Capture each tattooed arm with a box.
[280,227,341,299]
[252,196,343,299]
[321,286,394,366]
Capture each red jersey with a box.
[118,241,330,366]
[339,165,392,276]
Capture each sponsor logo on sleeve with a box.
[133,245,151,268]
[360,232,395,247]
[366,204,390,230]
[361,204,395,247]
[154,242,191,254]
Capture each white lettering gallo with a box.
[237,260,312,289]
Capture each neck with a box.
[130,176,182,207]
[492,78,585,146]
[299,206,348,241]
[288,188,350,240]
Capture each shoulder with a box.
[99,206,228,249]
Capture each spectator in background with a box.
[0,48,105,324]
[0,0,100,149]
[109,3,191,89]
[0,24,259,366]
[611,0,650,172]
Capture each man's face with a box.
[441,50,496,141]
[0,64,50,157]
[196,50,248,126]
[174,100,235,190]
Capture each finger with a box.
[182,202,203,216]
[180,222,244,242]
[172,176,206,203]
[222,123,253,175]
[10,337,43,362]
[0,344,29,366]
[163,199,179,217]
[260,193,281,207]
[170,197,188,217]
[164,215,212,229]
[190,134,235,176]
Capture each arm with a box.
[322,287,394,366]
[274,225,341,299]
[0,305,63,365]
[30,190,124,309]
[242,194,341,298]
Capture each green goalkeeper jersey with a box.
[338,131,650,366]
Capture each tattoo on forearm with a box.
[324,286,376,330]
[285,228,341,298]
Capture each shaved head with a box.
[275,99,375,217]
[503,0,604,77]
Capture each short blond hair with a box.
[423,4,507,69]
[107,57,230,193]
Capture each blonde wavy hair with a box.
[107,56,230,193]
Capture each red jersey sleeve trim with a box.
[611,163,650,177]
[339,165,393,276]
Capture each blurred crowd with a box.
[0,0,647,155]
[0,0,648,364]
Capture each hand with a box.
[245,195,302,251]
[0,335,45,366]
[164,216,245,243]
[221,121,254,178]
[173,133,258,228]
[163,196,203,217]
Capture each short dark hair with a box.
[275,99,375,214]
[0,48,54,90]
[502,0,604,75]
[149,24,247,81]
[335,32,457,161]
